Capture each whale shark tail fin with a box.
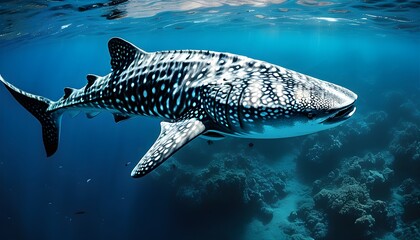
[0,75,62,157]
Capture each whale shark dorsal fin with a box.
[131,118,206,178]
[108,37,148,71]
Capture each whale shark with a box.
[0,37,357,178]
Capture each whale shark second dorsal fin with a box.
[108,37,148,72]
[63,87,75,99]
[86,74,100,88]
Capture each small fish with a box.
[74,211,86,215]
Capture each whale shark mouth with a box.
[322,103,356,124]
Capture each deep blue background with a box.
[0,26,419,239]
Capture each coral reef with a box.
[154,149,289,233]
[288,201,328,239]
[289,149,420,240]
[390,121,420,181]
[289,151,397,239]
[296,111,390,182]
[397,178,420,223]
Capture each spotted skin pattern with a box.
[0,37,357,178]
[134,119,206,177]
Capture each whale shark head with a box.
[240,75,358,139]
[284,79,358,136]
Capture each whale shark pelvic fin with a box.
[86,111,100,119]
[131,118,206,178]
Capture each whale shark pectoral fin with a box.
[131,118,206,178]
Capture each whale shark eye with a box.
[307,112,315,120]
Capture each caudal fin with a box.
[0,75,61,157]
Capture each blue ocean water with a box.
[0,1,419,240]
